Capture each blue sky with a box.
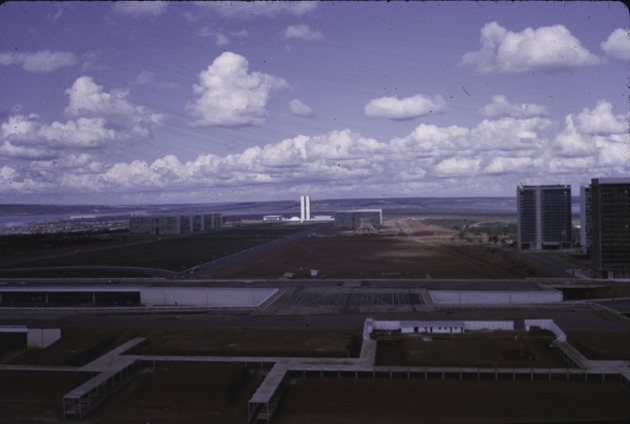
[0,1,628,204]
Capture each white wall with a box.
[524,319,567,342]
[464,321,514,331]
[140,288,277,307]
[26,328,61,348]
[429,290,562,305]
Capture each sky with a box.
[0,1,628,205]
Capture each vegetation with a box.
[422,218,516,244]
[0,223,319,273]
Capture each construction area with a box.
[0,316,629,424]
[1,215,629,423]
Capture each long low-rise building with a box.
[130,213,222,235]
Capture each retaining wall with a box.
[429,290,562,305]
[140,288,277,307]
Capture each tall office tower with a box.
[300,195,311,222]
[579,185,592,253]
[517,185,572,250]
[590,178,630,279]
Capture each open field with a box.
[88,362,263,424]
[275,378,630,424]
[0,223,318,275]
[1,305,630,423]
[0,371,91,424]
[567,330,630,360]
[376,329,567,368]
[5,328,361,366]
[211,217,549,279]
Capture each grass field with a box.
[0,223,318,273]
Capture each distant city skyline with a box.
[0,1,628,204]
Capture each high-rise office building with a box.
[589,178,630,279]
[579,185,592,253]
[517,185,572,250]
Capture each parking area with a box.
[269,287,424,315]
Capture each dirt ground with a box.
[133,328,361,358]
[211,218,546,279]
[376,330,567,368]
[88,362,263,424]
[0,371,91,424]
[6,327,361,367]
[275,378,630,423]
[2,326,629,423]
[567,329,630,360]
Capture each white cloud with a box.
[216,33,230,46]
[187,52,288,127]
[284,25,323,41]
[0,77,162,165]
[553,101,629,161]
[601,28,630,61]
[479,95,548,119]
[469,116,551,151]
[483,157,542,175]
[3,97,626,201]
[38,118,118,148]
[65,76,163,134]
[0,50,78,72]
[113,2,169,17]
[573,101,628,135]
[461,22,600,73]
[197,28,231,46]
[365,94,446,120]
[194,2,317,19]
[434,157,481,177]
[390,124,469,155]
[289,99,314,117]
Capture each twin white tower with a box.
[300,195,311,222]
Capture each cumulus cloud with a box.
[197,27,230,46]
[194,1,317,19]
[483,157,543,175]
[0,76,162,165]
[434,157,481,177]
[2,97,626,201]
[461,22,600,73]
[187,52,288,127]
[65,76,163,137]
[113,2,169,17]
[553,101,629,161]
[0,50,78,72]
[284,25,323,41]
[479,95,548,119]
[364,94,446,120]
[601,28,630,61]
[289,99,314,117]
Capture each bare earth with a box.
[211,218,546,279]
[275,378,630,424]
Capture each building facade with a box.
[130,213,222,235]
[517,185,572,250]
[589,178,630,279]
[579,185,592,253]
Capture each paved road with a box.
[179,223,328,279]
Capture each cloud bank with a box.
[0,50,78,72]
